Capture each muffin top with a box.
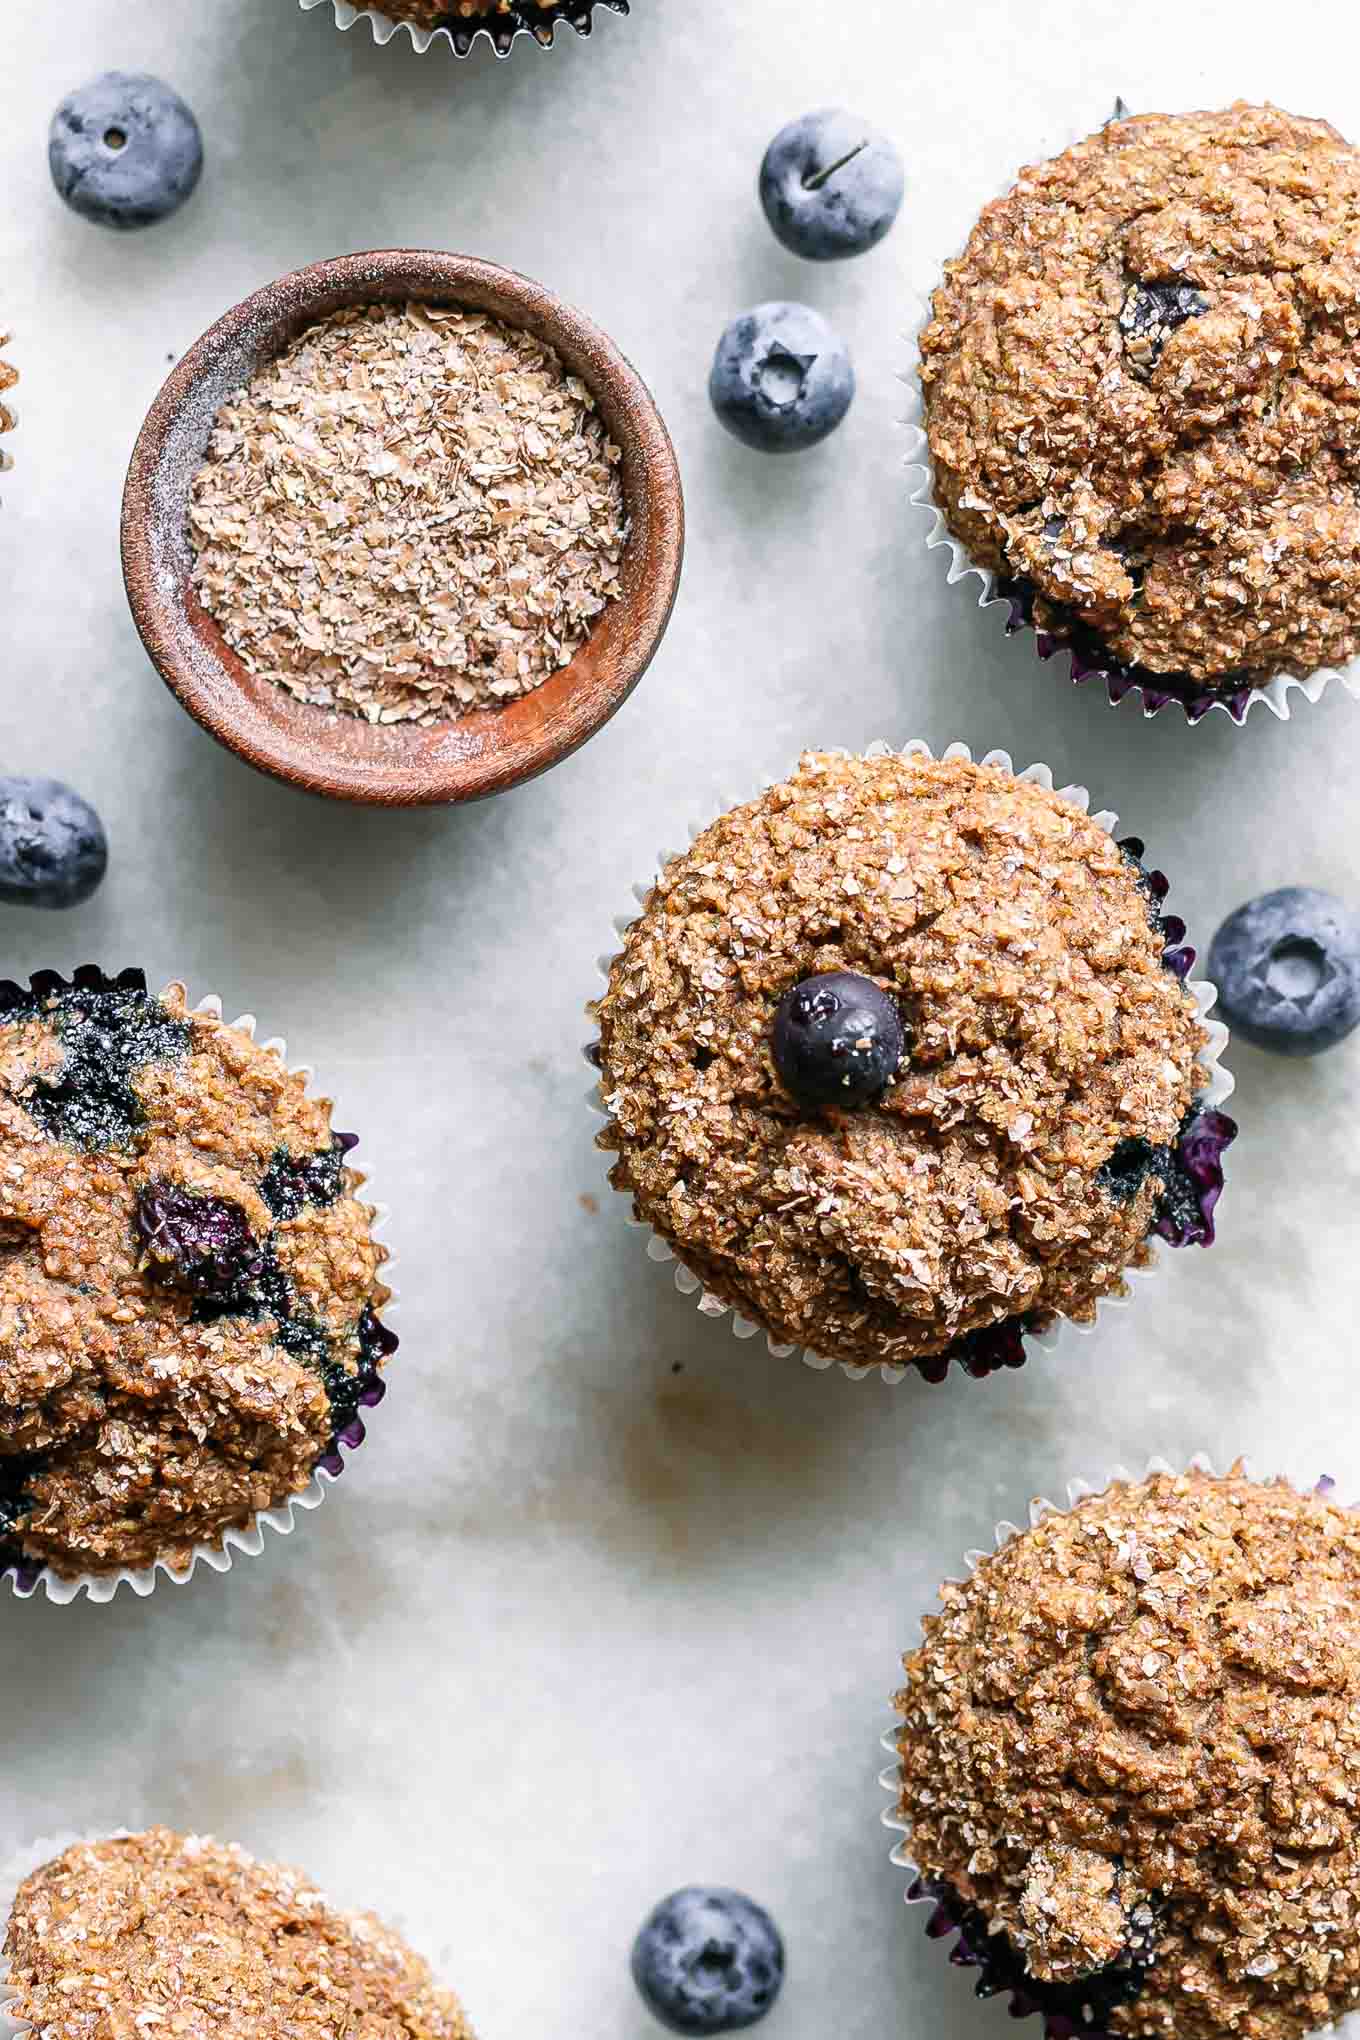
[896,1466,1360,2040]
[3,1829,474,2039]
[595,751,1207,1372]
[0,970,392,1580]
[921,103,1360,691]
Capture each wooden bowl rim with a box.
[121,248,684,806]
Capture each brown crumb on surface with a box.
[379,0,554,20]
[896,1466,1360,2040]
[922,103,1360,689]
[3,1828,475,2039]
[188,302,626,726]
[595,751,1205,1370]
[0,980,391,1579]
[0,332,16,443]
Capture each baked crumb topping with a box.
[897,1466,1360,2040]
[0,975,391,1579]
[188,302,626,726]
[4,1828,475,2039]
[922,104,1360,689]
[596,752,1206,1370]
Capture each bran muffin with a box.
[0,968,395,1585]
[2,1829,475,2039]
[594,750,1233,1379]
[894,1465,1360,2040]
[921,104,1360,715]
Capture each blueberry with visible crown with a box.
[631,1887,784,2035]
[772,970,904,1107]
[0,777,107,909]
[49,73,203,230]
[1208,887,1360,1057]
[710,303,854,453]
[759,108,905,261]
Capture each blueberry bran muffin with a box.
[595,752,1232,1378]
[922,104,1360,714]
[3,1829,475,2038]
[895,1466,1360,2040]
[0,968,395,1583]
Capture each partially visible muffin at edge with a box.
[370,0,555,24]
[921,103,1360,694]
[3,1829,474,2039]
[0,970,393,1580]
[595,751,1210,1373]
[0,333,16,453]
[895,1465,1360,2040]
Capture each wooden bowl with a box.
[121,250,684,806]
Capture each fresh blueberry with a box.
[772,970,904,1108]
[1208,887,1360,1057]
[631,1887,784,2035]
[0,776,108,909]
[710,303,854,453]
[759,109,905,261]
[49,73,203,230]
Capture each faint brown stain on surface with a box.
[579,1192,599,1214]
[593,1370,825,1560]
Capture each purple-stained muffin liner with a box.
[587,740,1236,1387]
[879,1455,1354,2040]
[298,0,628,60]
[902,116,1360,728]
[0,967,397,1607]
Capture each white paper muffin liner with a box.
[903,111,1360,727]
[587,739,1235,1386]
[877,1453,1360,2040]
[298,0,627,60]
[0,979,397,1608]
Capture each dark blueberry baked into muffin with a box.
[4,1830,475,2039]
[921,104,1360,712]
[595,751,1233,1378]
[0,968,394,1582]
[895,1466,1360,2040]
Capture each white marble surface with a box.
[2,2,1360,2034]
